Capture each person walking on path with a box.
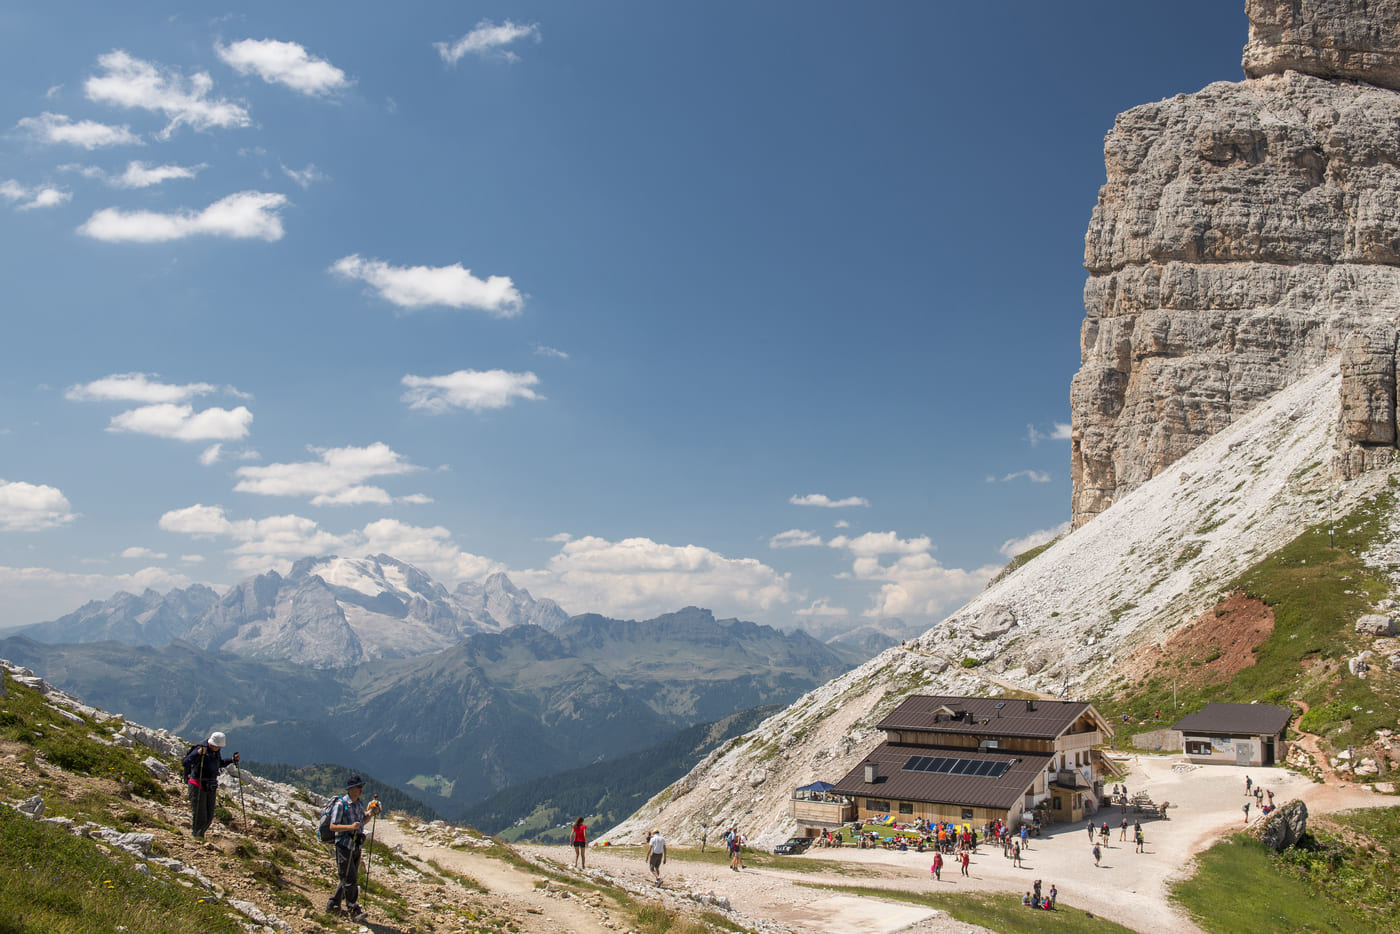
[931,851,943,881]
[960,850,970,876]
[1085,820,1094,842]
[326,774,369,919]
[728,828,745,871]
[1092,843,1101,866]
[1245,775,1252,794]
[1012,841,1022,868]
[1119,817,1128,841]
[1135,827,1145,853]
[1243,801,1251,822]
[1099,822,1110,846]
[571,818,588,869]
[646,830,667,885]
[181,731,240,842]
[1020,824,1029,850]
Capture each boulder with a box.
[1356,614,1399,637]
[747,768,767,788]
[967,605,1017,641]
[141,757,170,781]
[1258,799,1309,851]
[16,796,44,819]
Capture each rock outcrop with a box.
[1072,0,1400,526]
[1258,799,1309,850]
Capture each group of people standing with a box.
[180,731,380,920]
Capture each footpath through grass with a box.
[0,804,243,934]
[1172,809,1400,934]
[800,884,1136,934]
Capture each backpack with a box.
[317,795,345,843]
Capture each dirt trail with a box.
[374,821,615,934]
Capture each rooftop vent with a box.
[1026,699,1036,712]
[864,761,879,784]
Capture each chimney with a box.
[864,762,879,784]
[1026,699,1036,712]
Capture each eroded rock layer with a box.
[1072,3,1400,527]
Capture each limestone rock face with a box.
[1244,0,1400,91]
[1073,13,1400,525]
[1356,613,1399,636]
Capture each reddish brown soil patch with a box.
[1118,591,1274,690]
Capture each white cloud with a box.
[0,479,76,531]
[180,554,206,564]
[834,520,850,529]
[0,180,71,210]
[0,564,194,626]
[360,518,503,581]
[78,191,288,242]
[769,529,823,549]
[112,160,205,188]
[233,442,421,506]
[828,531,997,621]
[108,403,253,441]
[512,536,794,621]
[544,532,573,543]
[199,444,223,465]
[1028,422,1073,446]
[794,598,848,618]
[66,372,219,404]
[45,84,63,99]
[988,470,1052,484]
[281,163,325,188]
[828,531,931,557]
[790,493,870,509]
[84,50,250,137]
[998,522,1071,559]
[534,345,568,359]
[216,39,350,96]
[15,112,141,149]
[435,19,540,64]
[330,254,523,316]
[120,546,167,560]
[401,370,542,414]
[158,504,353,572]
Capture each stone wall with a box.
[1072,1,1400,526]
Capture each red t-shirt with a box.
[572,823,587,844]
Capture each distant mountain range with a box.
[0,556,870,819]
[19,554,567,668]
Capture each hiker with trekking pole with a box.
[180,732,239,843]
[324,774,372,919]
[363,795,382,890]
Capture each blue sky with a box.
[0,2,1247,631]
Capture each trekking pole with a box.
[235,762,248,831]
[365,814,377,886]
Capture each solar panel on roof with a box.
[900,755,1013,778]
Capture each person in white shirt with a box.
[647,830,667,884]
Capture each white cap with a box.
[208,732,227,748]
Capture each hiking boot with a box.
[347,904,362,919]
[324,899,340,914]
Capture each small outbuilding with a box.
[1171,702,1291,766]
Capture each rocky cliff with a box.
[1071,0,1400,526]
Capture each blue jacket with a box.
[182,743,233,789]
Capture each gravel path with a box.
[545,755,1392,934]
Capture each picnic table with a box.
[1128,793,1170,818]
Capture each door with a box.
[1235,741,1253,766]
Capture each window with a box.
[1052,797,1062,811]
[1185,740,1212,756]
[961,808,974,820]
[898,802,913,815]
[866,799,890,812]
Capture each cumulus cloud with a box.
[0,180,71,210]
[66,372,220,404]
[15,112,141,148]
[78,191,288,242]
[769,529,823,549]
[544,532,573,543]
[113,160,205,188]
[533,345,568,359]
[120,546,167,560]
[794,598,849,618]
[0,479,77,531]
[435,19,540,64]
[512,536,794,621]
[157,506,497,579]
[834,520,850,529]
[401,370,542,414]
[108,403,253,441]
[987,470,1052,484]
[216,39,350,96]
[199,444,223,466]
[0,564,194,626]
[84,50,250,137]
[330,254,523,315]
[233,442,421,506]
[998,522,1071,559]
[790,493,870,509]
[281,163,325,188]
[1028,422,1073,446]
[828,530,997,621]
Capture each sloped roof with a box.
[877,695,1105,740]
[831,743,1052,810]
[1171,702,1291,736]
